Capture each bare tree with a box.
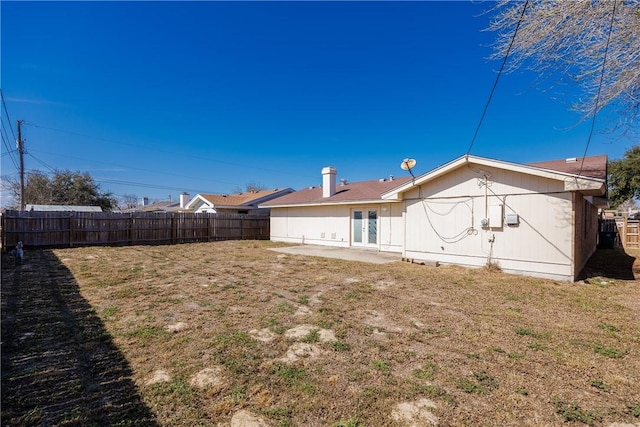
[487,0,640,129]
[121,194,139,209]
[619,198,638,214]
[232,181,268,194]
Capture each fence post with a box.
[171,214,175,245]
[1,211,5,251]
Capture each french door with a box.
[352,208,378,248]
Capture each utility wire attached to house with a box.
[465,1,529,156]
[578,0,617,177]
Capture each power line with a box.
[578,0,617,176]
[23,154,222,195]
[92,177,214,195]
[466,1,529,156]
[29,148,241,187]
[25,122,317,180]
[0,89,17,141]
[1,130,19,170]
[26,152,57,174]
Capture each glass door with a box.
[352,209,378,248]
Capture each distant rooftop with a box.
[26,204,103,212]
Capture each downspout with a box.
[484,175,488,222]
[571,192,577,280]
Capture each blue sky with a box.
[1,1,636,207]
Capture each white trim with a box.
[183,194,214,211]
[382,155,606,200]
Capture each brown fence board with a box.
[1,211,270,249]
[600,218,639,249]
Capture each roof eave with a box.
[565,178,606,196]
[184,194,213,210]
[261,198,404,209]
[382,155,608,200]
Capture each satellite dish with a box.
[401,158,416,171]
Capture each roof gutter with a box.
[260,198,404,209]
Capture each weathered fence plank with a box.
[1,211,270,249]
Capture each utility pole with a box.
[17,120,25,211]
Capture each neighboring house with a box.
[261,155,608,282]
[26,204,103,212]
[185,188,295,215]
[119,193,192,213]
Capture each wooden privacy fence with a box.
[599,218,639,249]
[1,210,270,249]
[615,218,639,249]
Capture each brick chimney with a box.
[322,166,337,198]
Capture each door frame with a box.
[351,207,379,249]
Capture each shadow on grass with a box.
[578,247,638,281]
[1,249,158,426]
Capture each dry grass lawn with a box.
[2,240,639,426]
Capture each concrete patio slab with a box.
[268,245,401,264]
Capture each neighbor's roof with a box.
[119,201,183,213]
[26,204,103,212]
[261,177,413,207]
[527,155,607,180]
[195,188,294,207]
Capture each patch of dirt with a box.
[391,399,439,426]
[280,342,324,364]
[147,370,171,385]
[229,409,269,427]
[283,324,335,343]
[249,328,277,343]
[165,321,188,333]
[190,366,228,391]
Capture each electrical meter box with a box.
[489,204,503,228]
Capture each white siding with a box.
[379,202,404,252]
[269,203,404,251]
[270,205,352,247]
[402,165,576,281]
[269,162,598,281]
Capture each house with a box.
[25,204,103,212]
[261,155,608,282]
[184,188,294,215]
[119,193,192,213]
